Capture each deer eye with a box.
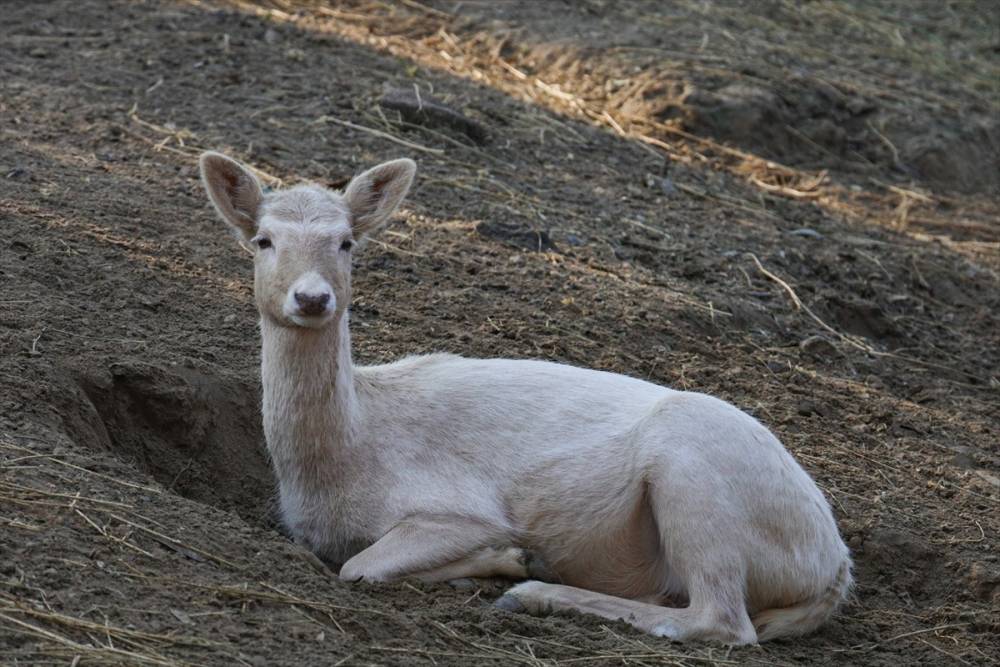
[340,239,354,252]
[253,237,272,250]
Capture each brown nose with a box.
[294,292,330,316]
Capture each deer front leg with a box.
[411,545,556,586]
[339,513,551,584]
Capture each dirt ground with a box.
[1,0,998,665]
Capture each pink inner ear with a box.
[224,168,251,201]
[371,174,391,194]
[223,183,240,203]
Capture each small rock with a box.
[864,374,885,389]
[264,28,279,44]
[846,97,876,116]
[476,220,557,252]
[139,294,161,310]
[170,609,194,625]
[799,335,837,360]
[644,173,678,197]
[975,469,1000,489]
[967,562,1000,603]
[660,177,677,197]
[796,401,826,417]
[564,234,585,247]
[789,228,823,239]
[950,446,977,470]
[826,297,899,341]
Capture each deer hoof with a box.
[494,594,526,613]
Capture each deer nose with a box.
[294,292,330,316]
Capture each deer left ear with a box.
[343,158,416,239]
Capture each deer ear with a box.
[343,159,416,239]
[199,152,263,242]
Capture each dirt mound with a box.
[77,362,273,524]
[645,78,999,195]
[413,0,1000,195]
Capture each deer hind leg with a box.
[496,578,756,645]
[496,448,758,644]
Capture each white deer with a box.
[200,151,851,645]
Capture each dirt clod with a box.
[967,562,1000,604]
[799,335,838,361]
[381,88,489,145]
[476,220,557,252]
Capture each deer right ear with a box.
[199,152,263,242]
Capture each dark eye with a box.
[255,237,272,250]
[340,239,354,252]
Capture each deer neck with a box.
[259,312,357,497]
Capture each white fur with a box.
[199,151,852,645]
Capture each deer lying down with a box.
[200,151,851,645]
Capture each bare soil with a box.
[1,1,998,665]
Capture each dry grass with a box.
[210,0,997,278]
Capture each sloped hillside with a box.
[1,1,997,664]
